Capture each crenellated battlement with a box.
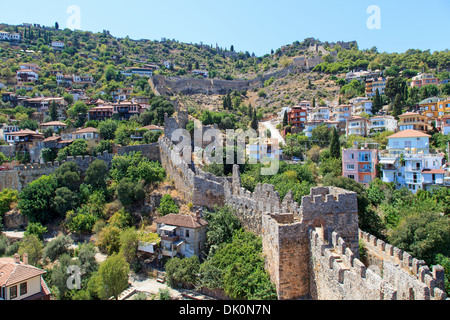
[359,230,447,300]
[13,151,114,173]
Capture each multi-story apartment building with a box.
[439,114,450,135]
[410,73,439,89]
[379,129,444,193]
[397,112,431,133]
[121,67,154,77]
[418,96,445,118]
[345,116,369,137]
[333,104,352,122]
[308,106,330,121]
[113,101,146,120]
[112,87,133,103]
[365,77,386,97]
[88,105,114,121]
[303,120,337,138]
[368,115,398,134]
[350,97,373,116]
[342,147,378,184]
[287,106,308,129]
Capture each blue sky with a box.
[0,0,448,56]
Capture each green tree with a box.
[85,159,108,189]
[43,234,73,262]
[18,234,43,266]
[392,94,403,119]
[18,175,57,223]
[96,253,130,300]
[50,101,58,121]
[158,194,179,216]
[119,228,139,264]
[203,206,242,255]
[24,222,48,240]
[389,212,450,265]
[329,127,341,159]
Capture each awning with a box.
[160,225,177,232]
[174,240,185,247]
[379,159,396,165]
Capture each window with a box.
[405,141,412,148]
[348,175,355,180]
[10,286,17,299]
[20,282,27,296]
[185,229,190,238]
[347,164,355,170]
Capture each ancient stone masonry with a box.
[158,135,231,209]
[117,143,160,162]
[221,163,446,300]
[0,151,114,192]
[152,65,302,96]
[359,230,447,300]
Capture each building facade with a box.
[342,147,378,184]
[379,130,444,193]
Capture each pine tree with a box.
[312,97,316,108]
[330,127,341,159]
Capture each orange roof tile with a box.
[388,129,431,139]
[154,214,208,229]
[0,257,46,287]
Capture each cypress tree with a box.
[330,127,341,159]
[50,101,58,121]
[283,110,288,126]
[373,88,382,114]
[392,94,403,119]
[251,109,258,130]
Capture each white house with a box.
[51,41,65,50]
[192,70,208,77]
[369,115,398,134]
[0,254,51,300]
[346,116,369,137]
[379,129,444,193]
[350,97,373,116]
[154,213,208,259]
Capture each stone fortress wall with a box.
[0,151,114,192]
[0,110,447,300]
[156,113,447,300]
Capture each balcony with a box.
[161,249,178,257]
[406,179,422,185]
[161,235,180,242]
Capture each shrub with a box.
[158,194,179,216]
[43,234,73,262]
[24,222,48,240]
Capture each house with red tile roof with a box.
[0,254,51,300]
[153,212,208,259]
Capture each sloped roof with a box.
[74,127,98,134]
[388,129,431,139]
[155,214,208,229]
[0,257,46,287]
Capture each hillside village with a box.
[0,22,450,301]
